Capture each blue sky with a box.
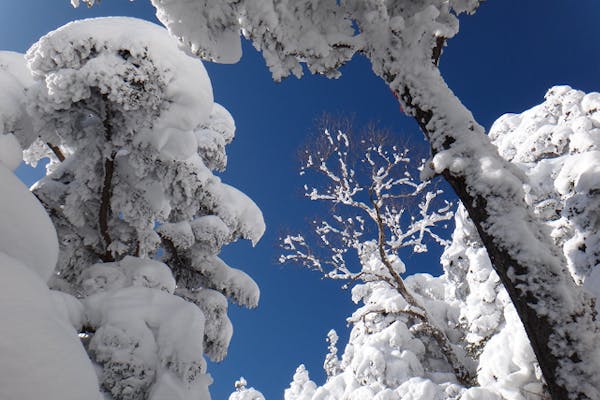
[1,1,599,399]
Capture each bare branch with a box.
[46,142,66,162]
[281,120,471,386]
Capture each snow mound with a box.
[190,253,260,309]
[491,85,600,163]
[0,133,22,171]
[149,0,243,63]
[584,267,600,313]
[0,164,58,281]
[0,252,101,400]
[0,51,34,156]
[215,183,265,246]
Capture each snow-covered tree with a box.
[282,86,600,400]
[284,365,317,400]
[279,125,475,389]
[69,2,599,398]
[229,377,266,400]
[450,86,600,399]
[1,17,264,400]
[424,85,600,400]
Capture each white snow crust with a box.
[490,86,600,283]
[215,183,265,246]
[0,51,32,170]
[0,133,22,171]
[85,285,211,400]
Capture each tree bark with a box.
[98,154,115,262]
[98,99,116,262]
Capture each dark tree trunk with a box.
[394,76,599,400]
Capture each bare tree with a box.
[279,124,475,385]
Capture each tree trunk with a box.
[390,67,600,400]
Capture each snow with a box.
[0,51,34,155]
[229,377,266,400]
[178,287,233,362]
[157,220,196,250]
[450,86,600,399]
[50,289,86,331]
[284,366,316,400]
[215,183,265,246]
[584,268,600,313]
[83,256,177,296]
[85,285,210,400]
[79,256,210,398]
[150,0,243,63]
[15,16,266,400]
[477,305,544,400]
[26,17,214,162]
[280,86,600,400]
[0,14,270,400]
[206,102,235,144]
[0,252,102,400]
[0,133,22,171]
[0,51,34,87]
[101,0,599,397]
[15,2,599,398]
[554,151,600,195]
[0,130,101,398]
[0,163,58,282]
[190,253,260,309]
[190,215,230,254]
[490,86,600,283]
[24,15,265,264]
[0,154,99,399]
